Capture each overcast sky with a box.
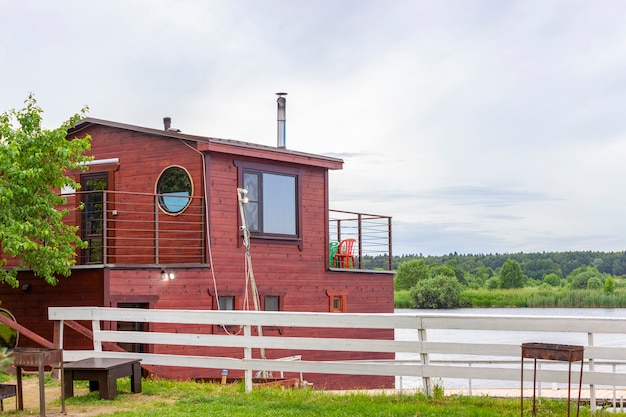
[2,1,626,256]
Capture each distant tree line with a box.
[374,250,626,309]
[361,250,626,278]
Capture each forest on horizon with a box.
[363,250,626,278]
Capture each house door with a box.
[117,302,148,353]
[81,173,108,264]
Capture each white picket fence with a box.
[49,307,626,402]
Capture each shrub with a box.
[485,276,500,289]
[543,273,561,287]
[410,275,463,309]
[587,276,603,290]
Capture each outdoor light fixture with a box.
[237,188,249,204]
[161,268,175,281]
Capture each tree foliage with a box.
[499,259,524,289]
[0,95,91,287]
[543,273,561,287]
[604,276,616,293]
[567,266,603,290]
[394,259,429,290]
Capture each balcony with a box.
[329,210,393,271]
[63,190,206,265]
[57,191,392,269]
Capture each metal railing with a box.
[55,192,392,269]
[63,190,206,265]
[329,209,393,270]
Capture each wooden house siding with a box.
[0,269,104,350]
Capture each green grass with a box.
[42,378,623,416]
[394,290,412,308]
[395,287,626,309]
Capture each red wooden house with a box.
[0,107,395,389]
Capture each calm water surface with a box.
[394,308,626,389]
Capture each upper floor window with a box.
[156,166,193,215]
[236,161,303,242]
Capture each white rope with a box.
[176,140,244,334]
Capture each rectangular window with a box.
[81,173,108,264]
[264,295,280,311]
[243,171,296,235]
[218,296,235,310]
[236,160,303,245]
[326,289,348,313]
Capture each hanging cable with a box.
[237,188,266,361]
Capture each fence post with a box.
[244,325,253,393]
[418,323,432,396]
[92,318,102,352]
[588,332,596,412]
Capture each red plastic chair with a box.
[333,238,356,268]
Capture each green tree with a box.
[499,259,524,289]
[444,259,467,285]
[543,273,561,287]
[0,95,91,287]
[429,264,456,278]
[568,266,602,289]
[410,275,464,309]
[394,259,429,290]
[604,276,616,293]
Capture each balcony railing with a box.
[329,209,393,270]
[54,191,393,270]
[62,190,206,265]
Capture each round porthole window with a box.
[156,166,193,215]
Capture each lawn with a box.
[28,378,623,417]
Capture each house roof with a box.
[68,117,344,170]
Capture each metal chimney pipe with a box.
[163,117,172,131]
[276,92,287,148]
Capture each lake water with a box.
[394,308,626,389]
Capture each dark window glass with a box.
[81,173,108,264]
[218,296,235,310]
[156,166,192,214]
[264,296,280,311]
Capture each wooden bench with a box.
[64,358,142,400]
[0,384,16,411]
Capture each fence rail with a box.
[49,307,626,410]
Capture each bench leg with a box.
[63,370,75,398]
[131,362,142,393]
[98,373,117,400]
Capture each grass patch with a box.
[394,290,412,308]
[41,378,624,416]
[463,288,536,307]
